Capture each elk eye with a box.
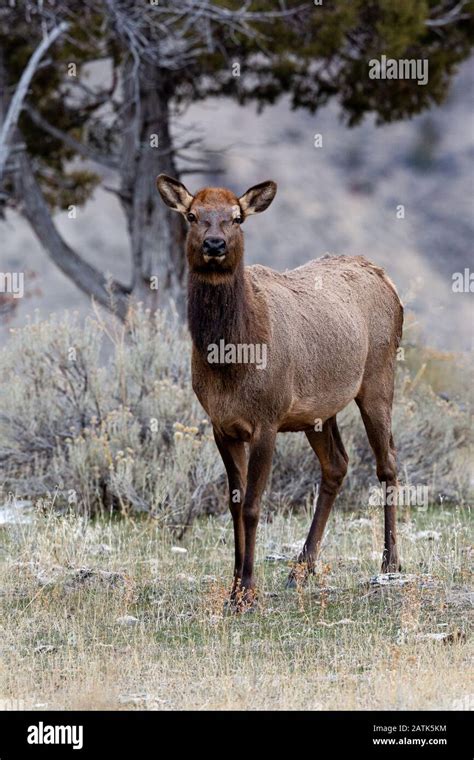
[187,212,197,223]
[233,215,243,225]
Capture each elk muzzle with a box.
[202,237,227,261]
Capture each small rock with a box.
[116,615,139,626]
[34,644,56,654]
[171,546,187,555]
[65,567,127,590]
[23,563,127,591]
[118,694,145,705]
[316,619,355,628]
[369,573,439,589]
[264,553,289,562]
[281,541,304,553]
[414,530,441,541]
[349,518,373,528]
[90,543,113,556]
[118,693,166,708]
[176,573,196,583]
[35,565,64,586]
[0,499,34,526]
[446,590,474,608]
[416,630,466,644]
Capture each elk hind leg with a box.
[287,417,348,588]
[356,392,401,572]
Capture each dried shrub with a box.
[0,307,471,527]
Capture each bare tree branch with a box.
[25,105,119,170]
[426,1,470,27]
[14,150,131,320]
[0,21,68,180]
[103,0,307,71]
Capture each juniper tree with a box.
[0,0,472,318]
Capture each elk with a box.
[157,175,403,609]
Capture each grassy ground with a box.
[0,504,472,711]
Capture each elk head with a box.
[156,175,277,279]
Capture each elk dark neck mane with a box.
[188,262,263,358]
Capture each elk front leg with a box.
[239,428,276,608]
[213,429,247,595]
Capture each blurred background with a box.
[1,1,473,351]
[2,58,473,350]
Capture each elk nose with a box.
[202,237,227,256]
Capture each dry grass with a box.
[0,504,471,711]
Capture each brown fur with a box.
[157,175,404,608]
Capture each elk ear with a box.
[156,174,194,213]
[239,180,277,217]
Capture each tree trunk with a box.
[120,61,187,315]
[5,53,187,322]
[14,150,131,321]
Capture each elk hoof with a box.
[381,554,402,573]
[286,560,312,590]
[225,586,259,614]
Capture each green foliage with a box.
[1,6,111,210]
[2,0,472,211]
[185,0,473,125]
[41,169,101,210]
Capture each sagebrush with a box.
[0,307,471,527]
